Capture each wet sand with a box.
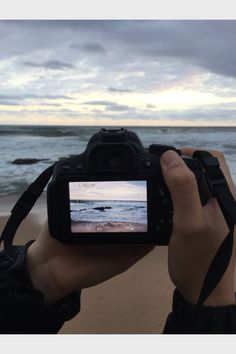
[0,193,174,334]
[71,221,147,233]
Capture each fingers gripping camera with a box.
[47,128,208,245]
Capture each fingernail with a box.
[161,150,182,169]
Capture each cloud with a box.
[108,87,132,93]
[36,94,72,99]
[106,104,131,111]
[82,100,116,106]
[1,20,236,79]
[146,103,155,109]
[0,93,72,107]
[1,100,236,126]
[82,100,132,111]
[0,94,71,100]
[71,42,106,54]
[0,101,20,106]
[39,102,62,107]
[0,20,236,125]
[22,60,75,70]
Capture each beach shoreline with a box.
[71,220,147,233]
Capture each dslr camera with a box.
[47,128,208,245]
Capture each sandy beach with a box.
[71,220,147,233]
[0,193,174,334]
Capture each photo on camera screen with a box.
[69,181,147,233]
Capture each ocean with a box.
[0,125,236,196]
[70,200,147,224]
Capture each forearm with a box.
[26,241,68,304]
[174,261,236,307]
[0,242,81,334]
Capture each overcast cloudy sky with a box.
[69,181,146,201]
[0,20,236,126]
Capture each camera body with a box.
[47,128,208,245]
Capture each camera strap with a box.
[0,152,236,306]
[0,164,55,259]
[193,151,236,305]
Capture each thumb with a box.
[160,150,203,229]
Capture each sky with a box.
[69,181,147,201]
[0,20,236,126]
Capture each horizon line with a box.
[0,123,236,128]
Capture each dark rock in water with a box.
[11,158,49,165]
[93,206,112,211]
[94,207,106,212]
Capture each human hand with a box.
[160,148,236,306]
[27,223,154,303]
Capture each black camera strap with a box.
[0,152,236,306]
[193,151,236,305]
[0,164,55,259]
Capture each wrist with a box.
[180,288,236,307]
[26,241,67,304]
[203,284,236,306]
[178,271,236,307]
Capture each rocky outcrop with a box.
[93,206,112,211]
[11,158,50,165]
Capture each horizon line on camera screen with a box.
[69,180,148,233]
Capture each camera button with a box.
[62,163,71,170]
[76,164,84,169]
[143,160,152,168]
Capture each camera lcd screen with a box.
[69,181,147,233]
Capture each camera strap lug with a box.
[193,151,236,224]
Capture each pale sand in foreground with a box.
[0,193,174,334]
[71,221,147,233]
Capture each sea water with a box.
[70,200,147,224]
[0,125,235,196]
